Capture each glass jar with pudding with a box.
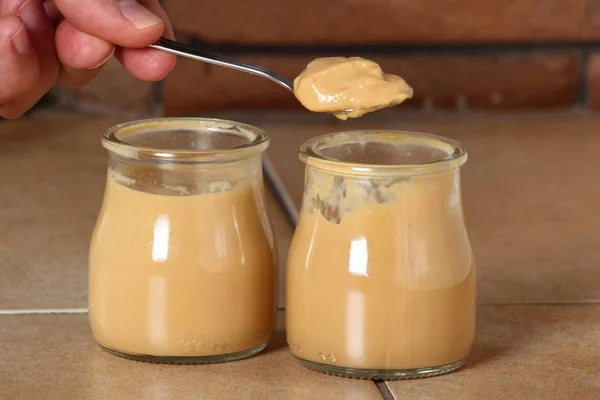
[286,131,475,379]
[89,118,278,364]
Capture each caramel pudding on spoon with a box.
[294,57,413,119]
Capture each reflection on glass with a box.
[348,236,368,277]
[152,215,170,263]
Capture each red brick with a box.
[163,52,582,116]
[166,0,600,45]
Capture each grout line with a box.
[0,305,286,315]
[3,302,593,316]
[0,308,88,315]
[263,154,299,226]
[375,381,396,400]
[478,300,600,306]
[278,302,600,311]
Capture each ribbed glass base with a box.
[100,343,268,365]
[296,357,466,380]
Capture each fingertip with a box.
[116,47,176,81]
[55,20,115,70]
[54,0,165,48]
[139,0,175,39]
[117,0,163,31]
[158,52,177,79]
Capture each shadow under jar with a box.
[286,131,475,380]
[89,118,278,364]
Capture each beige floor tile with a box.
[0,311,382,400]
[0,113,119,309]
[386,304,600,399]
[262,112,600,303]
[0,112,292,310]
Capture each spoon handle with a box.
[149,38,294,93]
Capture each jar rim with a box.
[299,130,467,177]
[102,118,269,163]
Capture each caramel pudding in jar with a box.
[286,131,475,379]
[89,119,278,363]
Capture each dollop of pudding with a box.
[294,57,413,120]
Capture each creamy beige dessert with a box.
[294,57,413,120]
[89,172,277,359]
[286,139,475,372]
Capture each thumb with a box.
[53,0,165,48]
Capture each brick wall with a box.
[57,0,600,115]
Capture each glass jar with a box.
[286,131,475,379]
[89,118,278,364]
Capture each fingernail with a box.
[11,23,30,55]
[118,0,162,30]
[88,47,115,70]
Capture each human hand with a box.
[0,0,176,119]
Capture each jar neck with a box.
[300,130,467,179]
[102,118,269,164]
[302,164,463,223]
[108,153,263,196]
[304,163,463,190]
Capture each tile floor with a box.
[1,110,599,399]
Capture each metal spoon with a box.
[149,38,357,118]
[149,37,294,92]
